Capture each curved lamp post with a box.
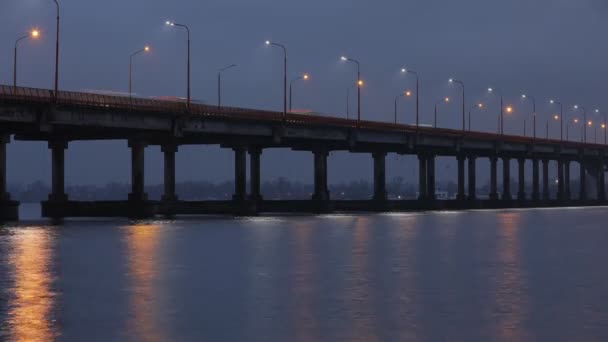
[166,21,191,109]
[341,56,361,124]
[129,45,150,96]
[218,64,237,109]
[488,87,504,135]
[266,40,287,120]
[394,90,411,124]
[468,103,483,131]
[521,94,536,139]
[52,0,59,99]
[289,73,309,112]
[434,97,450,128]
[549,99,563,140]
[574,105,587,143]
[449,78,465,131]
[401,68,419,127]
[14,29,40,88]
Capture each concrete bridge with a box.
[0,85,606,220]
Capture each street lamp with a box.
[401,68,420,127]
[567,118,579,141]
[574,105,588,143]
[449,78,465,131]
[550,99,564,140]
[266,40,288,120]
[602,123,607,145]
[52,0,59,99]
[468,103,483,131]
[522,94,536,139]
[346,83,357,119]
[166,21,191,109]
[218,64,237,109]
[129,45,150,97]
[14,29,40,88]
[488,88,504,135]
[594,109,606,144]
[434,97,450,128]
[394,90,411,124]
[341,56,361,124]
[289,73,309,112]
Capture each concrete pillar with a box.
[233,147,247,201]
[49,140,68,202]
[161,144,178,203]
[0,135,18,221]
[599,160,606,201]
[373,152,387,201]
[490,157,498,200]
[128,140,147,202]
[580,160,587,200]
[542,159,550,200]
[564,160,571,200]
[532,159,540,201]
[557,159,565,200]
[502,157,512,200]
[468,156,476,200]
[457,155,466,200]
[517,158,526,201]
[418,155,427,200]
[312,150,329,201]
[249,148,262,201]
[427,155,436,200]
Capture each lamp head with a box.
[554,114,559,121]
[449,78,454,83]
[506,106,513,113]
[357,79,364,87]
[265,40,271,45]
[488,88,493,92]
[405,90,412,97]
[31,29,40,38]
[144,46,150,52]
[444,97,450,103]
[341,56,347,61]
[165,21,175,26]
[478,103,483,108]
[401,68,407,73]
[574,118,579,123]
[595,109,600,113]
[303,74,309,80]
[521,94,526,99]
[574,105,579,110]
[550,99,555,104]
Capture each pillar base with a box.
[234,198,259,216]
[517,192,526,201]
[502,193,513,201]
[0,200,19,221]
[489,193,499,201]
[127,193,154,219]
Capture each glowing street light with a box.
[449,78,465,131]
[468,103,483,131]
[218,64,237,109]
[266,40,288,120]
[394,90,412,124]
[573,105,588,143]
[166,20,191,109]
[129,45,150,97]
[550,99,564,140]
[401,68,420,127]
[341,56,362,124]
[488,87,504,134]
[52,0,59,99]
[14,29,40,88]
[434,97,450,128]
[521,94,537,139]
[567,117,580,141]
[289,73,309,112]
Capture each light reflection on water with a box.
[2,207,608,340]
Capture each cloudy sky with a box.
[0,0,606,186]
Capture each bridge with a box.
[0,85,606,220]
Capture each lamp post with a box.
[434,97,450,128]
[265,41,288,120]
[289,73,309,112]
[129,45,150,97]
[522,94,536,139]
[346,84,356,119]
[550,100,563,140]
[14,30,40,88]
[217,64,237,109]
[394,90,411,124]
[401,68,419,127]
[594,109,606,145]
[341,56,361,124]
[449,78,465,131]
[602,123,607,145]
[52,0,59,99]
[166,21,191,109]
[567,118,579,141]
[574,105,587,143]
[488,88,504,135]
[468,103,483,131]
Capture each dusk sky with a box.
[1,0,607,186]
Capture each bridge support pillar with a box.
[490,157,498,200]
[517,158,526,201]
[532,159,540,201]
[456,155,466,200]
[372,152,388,210]
[468,156,476,200]
[502,157,512,200]
[0,135,18,221]
[418,155,427,200]
[557,159,565,200]
[312,150,330,212]
[249,148,263,202]
[542,159,550,200]
[127,140,153,218]
[564,160,571,200]
[580,160,587,200]
[49,140,68,203]
[232,147,247,202]
[161,144,178,203]
[427,155,436,201]
[599,159,606,201]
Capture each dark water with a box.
[2,204,608,341]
